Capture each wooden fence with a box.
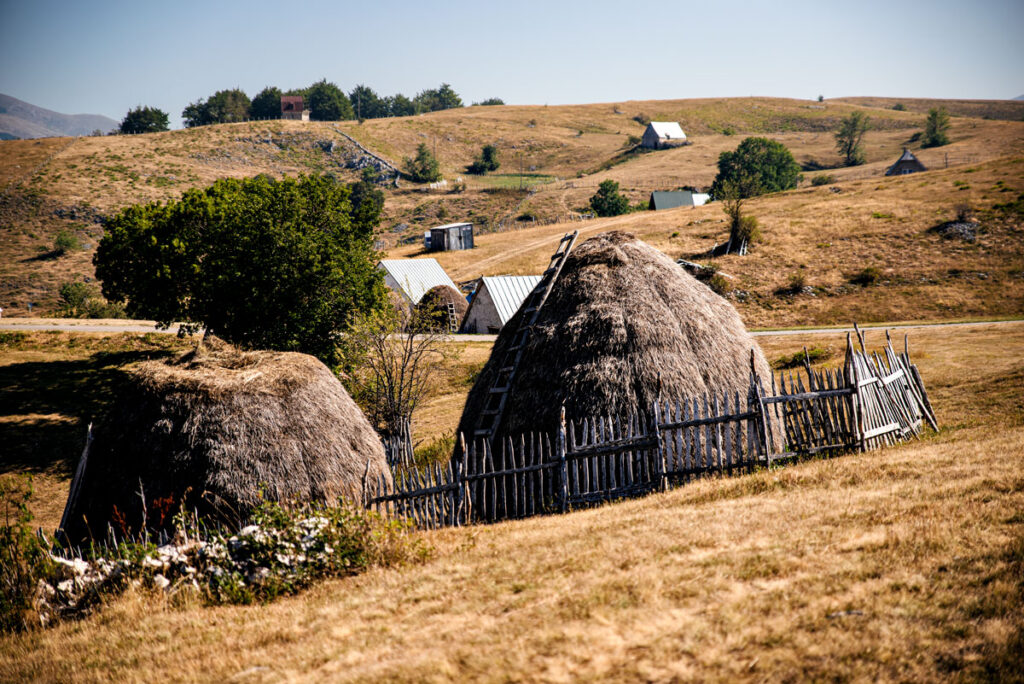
[365,330,936,529]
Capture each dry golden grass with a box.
[1,323,1022,681]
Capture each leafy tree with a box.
[250,86,283,119]
[718,177,761,255]
[835,111,870,166]
[385,94,415,117]
[473,98,505,106]
[466,144,500,175]
[589,180,630,217]
[709,137,801,199]
[182,88,251,127]
[308,80,353,121]
[403,143,442,183]
[94,174,387,364]
[349,84,386,119]
[922,106,951,147]
[119,106,169,134]
[348,167,385,233]
[413,83,463,113]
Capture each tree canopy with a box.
[250,86,283,119]
[182,88,251,127]
[589,180,630,217]
[922,106,951,148]
[467,144,500,175]
[413,83,463,113]
[349,84,387,119]
[94,174,387,364]
[384,94,416,117]
[403,143,442,183]
[308,80,354,121]
[835,111,870,166]
[710,137,802,199]
[119,106,169,134]
[473,98,505,106]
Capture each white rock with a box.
[153,574,171,591]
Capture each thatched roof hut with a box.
[413,284,469,332]
[456,231,776,444]
[61,341,391,544]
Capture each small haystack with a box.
[457,231,777,443]
[61,340,391,544]
[414,284,468,332]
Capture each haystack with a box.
[457,231,776,443]
[414,284,468,331]
[61,340,391,544]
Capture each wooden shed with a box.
[641,122,687,149]
[885,148,927,176]
[427,222,475,252]
[280,96,309,122]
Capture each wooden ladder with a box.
[472,231,579,443]
[445,301,458,333]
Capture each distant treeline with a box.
[182,81,504,127]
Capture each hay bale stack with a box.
[457,230,777,442]
[62,340,391,544]
[414,284,468,331]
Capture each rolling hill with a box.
[1,95,1022,324]
[0,93,118,139]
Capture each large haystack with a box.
[414,284,468,331]
[62,340,391,543]
[457,231,776,443]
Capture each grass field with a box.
[1,322,1022,681]
[2,95,1023,315]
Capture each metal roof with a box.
[649,190,710,210]
[477,275,543,325]
[378,259,457,304]
[647,121,686,140]
[432,222,472,230]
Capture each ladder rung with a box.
[498,365,515,373]
[473,429,492,437]
[481,409,501,416]
[488,387,508,394]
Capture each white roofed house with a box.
[460,275,542,334]
[641,121,687,149]
[377,258,458,305]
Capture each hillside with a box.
[1,95,1022,322]
[2,323,1021,681]
[0,93,118,139]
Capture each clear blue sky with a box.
[2,0,1021,129]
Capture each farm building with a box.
[641,121,687,149]
[280,96,309,121]
[649,190,710,210]
[59,339,391,544]
[426,222,475,252]
[460,275,543,334]
[456,231,777,446]
[885,148,927,175]
[378,258,458,305]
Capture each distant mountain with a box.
[0,93,118,139]
[1015,94,1024,101]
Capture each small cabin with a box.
[641,122,687,149]
[281,96,309,122]
[885,148,927,176]
[460,275,542,334]
[427,222,474,252]
[649,190,710,210]
[377,258,458,305]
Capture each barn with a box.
[378,258,458,305]
[426,222,475,251]
[885,148,927,176]
[649,190,710,210]
[460,275,542,334]
[641,122,687,149]
[280,96,309,121]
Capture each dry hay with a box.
[457,230,777,444]
[414,284,469,331]
[61,338,391,543]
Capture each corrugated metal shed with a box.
[648,121,686,140]
[378,259,458,305]
[649,190,711,210]
[481,275,543,325]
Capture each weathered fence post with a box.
[557,405,568,513]
[650,401,668,492]
[750,350,773,467]
[455,433,467,526]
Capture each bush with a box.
[633,113,650,126]
[52,229,79,255]
[404,143,442,183]
[850,267,882,286]
[954,202,975,223]
[589,180,630,217]
[707,273,732,296]
[786,272,807,292]
[892,103,906,111]
[57,281,126,318]
[922,106,951,148]
[413,433,456,467]
[1,477,55,633]
[736,215,761,244]
[626,134,641,147]
[811,174,836,186]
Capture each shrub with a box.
[736,215,761,244]
[404,143,442,183]
[954,203,975,222]
[633,113,650,126]
[850,267,882,286]
[892,103,906,111]
[871,211,894,219]
[707,273,732,296]
[811,173,836,187]
[1,477,55,633]
[413,433,456,467]
[52,229,79,255]
[626,134,641,147]
[589,180,630,217]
